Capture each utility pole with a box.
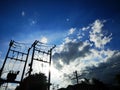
[0,40,14,77]
[0,40,31,90]
[26,40,56,90]
[74,71,79,84]
[21,48,30,82]
[48,45,56,90]
[28,40,38,76]
[72,70,80,84]
[0,40,56,90]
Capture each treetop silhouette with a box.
[15,73,48,90]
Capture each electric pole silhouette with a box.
[0,40,56,90]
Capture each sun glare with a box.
[40,37,48,43]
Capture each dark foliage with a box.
[15,73,48,90]
[115,74,120,85]
[58,78,120,90]
[0,78,4,86]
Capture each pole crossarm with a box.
[33,58,50,63]
[71,71,83,84]
[10,49,28,55]
[7,57,26,62]
[35,49,50,55]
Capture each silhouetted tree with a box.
[15,73,48,90]
[115,74,120,85]
[0,78,4,86]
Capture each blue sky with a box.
[0,0,120,46]
[0,0,120,89]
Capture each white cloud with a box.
[89,20,112,49]
[78,40,90,51]
[91,20,104,33]
[40,36,48,43]
[77,32,83,39]
[52,19,119,86]
[77,35,82,39]
[53,45,118,85]
[21,11,25,16]
[84,51,120,84]
[64,37,77,44]
[81,26,90,31]
[68,28,76,35]
[64,37,72,43]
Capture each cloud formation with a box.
[52,19,120,86]
[68,28,76,35]
[89,20,112,49]
[84,51,120,84]
[53,41,91,66]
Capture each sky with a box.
[0,0,120,89]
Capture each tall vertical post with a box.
[28,40,38,76]
[48,45,56,90]
[74,71,79,84]
[0,40,14,77]
[21,48,30,82]
[48,50,52,90]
